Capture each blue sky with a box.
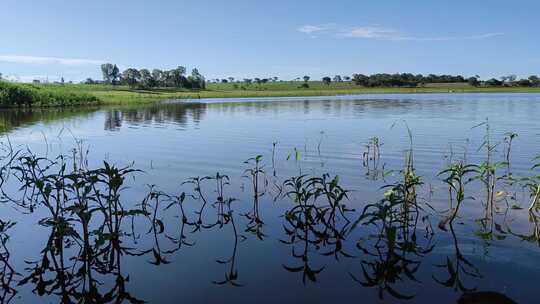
[1,0,539,82]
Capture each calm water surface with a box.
[1,93,540,303]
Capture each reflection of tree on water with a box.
[0,108,98,133]
[104,102,207,131]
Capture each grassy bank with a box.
[0,81,99,107]
[59,82,540,104]
[2,81,540,107]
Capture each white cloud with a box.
[393,32,504,41]
[299,24,503,41]
[297,25,326,34]
[296,24,336,37]
[339,26,400,39]
[0,55,104,66]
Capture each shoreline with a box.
[2,82,540,108]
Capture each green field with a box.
[62,82,540,103]
[2,81,540,107]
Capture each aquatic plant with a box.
[5,150,147,303]
[433,222,482,292]
[527,155,540,213]
[183,176,214,231]
[471,119,511,240]
[163,190,195,251]
[503,132,518,175]
[362,136,382,167]
[213,196,245,287]
[243,156,267,239]
[280,173,353,283]
[438,162,477,229]
[0,219,17,303]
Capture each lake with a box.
[0,93,539,303]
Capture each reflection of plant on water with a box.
[0,123,536,303]
[280,174,353,283]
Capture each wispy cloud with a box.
[297,25,326,34]
[339,26,400,39]
[296,24,336,37]
[396,32,504,41]
[298,24,503,41]
[0,55,104,66]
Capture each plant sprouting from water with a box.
[438,162,477,229]
[243,155,267,239]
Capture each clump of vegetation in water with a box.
[0,120,536,302]
[350,125,437,300]
[280,173,353,283]
[5,148,147,303]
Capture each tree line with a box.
[343,73,540,88]
[90,64,206,89]
[201,73,540,88]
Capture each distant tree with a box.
[273,77,279,82]
[60,77,65,85]
[344,76,351,81]
[0,72,2,80]
[151,69,164,86]
[100,64,121,85]
[485,78,502,86]
[322,77,332,86]
[243,78,252,85]
[191,68,205,89]
[112,65,120,84]
[333,75,342,82]
[139,69,154,88]
[352,74,369,86]
[122,68,141,88]
[254,78,262,85]
[101,63,114,84]
[221,79,228,83]
[500,75,517,83]
[83,78,95,84]
[516,79,532,87]
[228,77,235,83]
[467,77,480,87]
[528,75,540,87]
[303,76,310,82]
[170,66,187,88]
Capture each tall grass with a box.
[0,81,99,107]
